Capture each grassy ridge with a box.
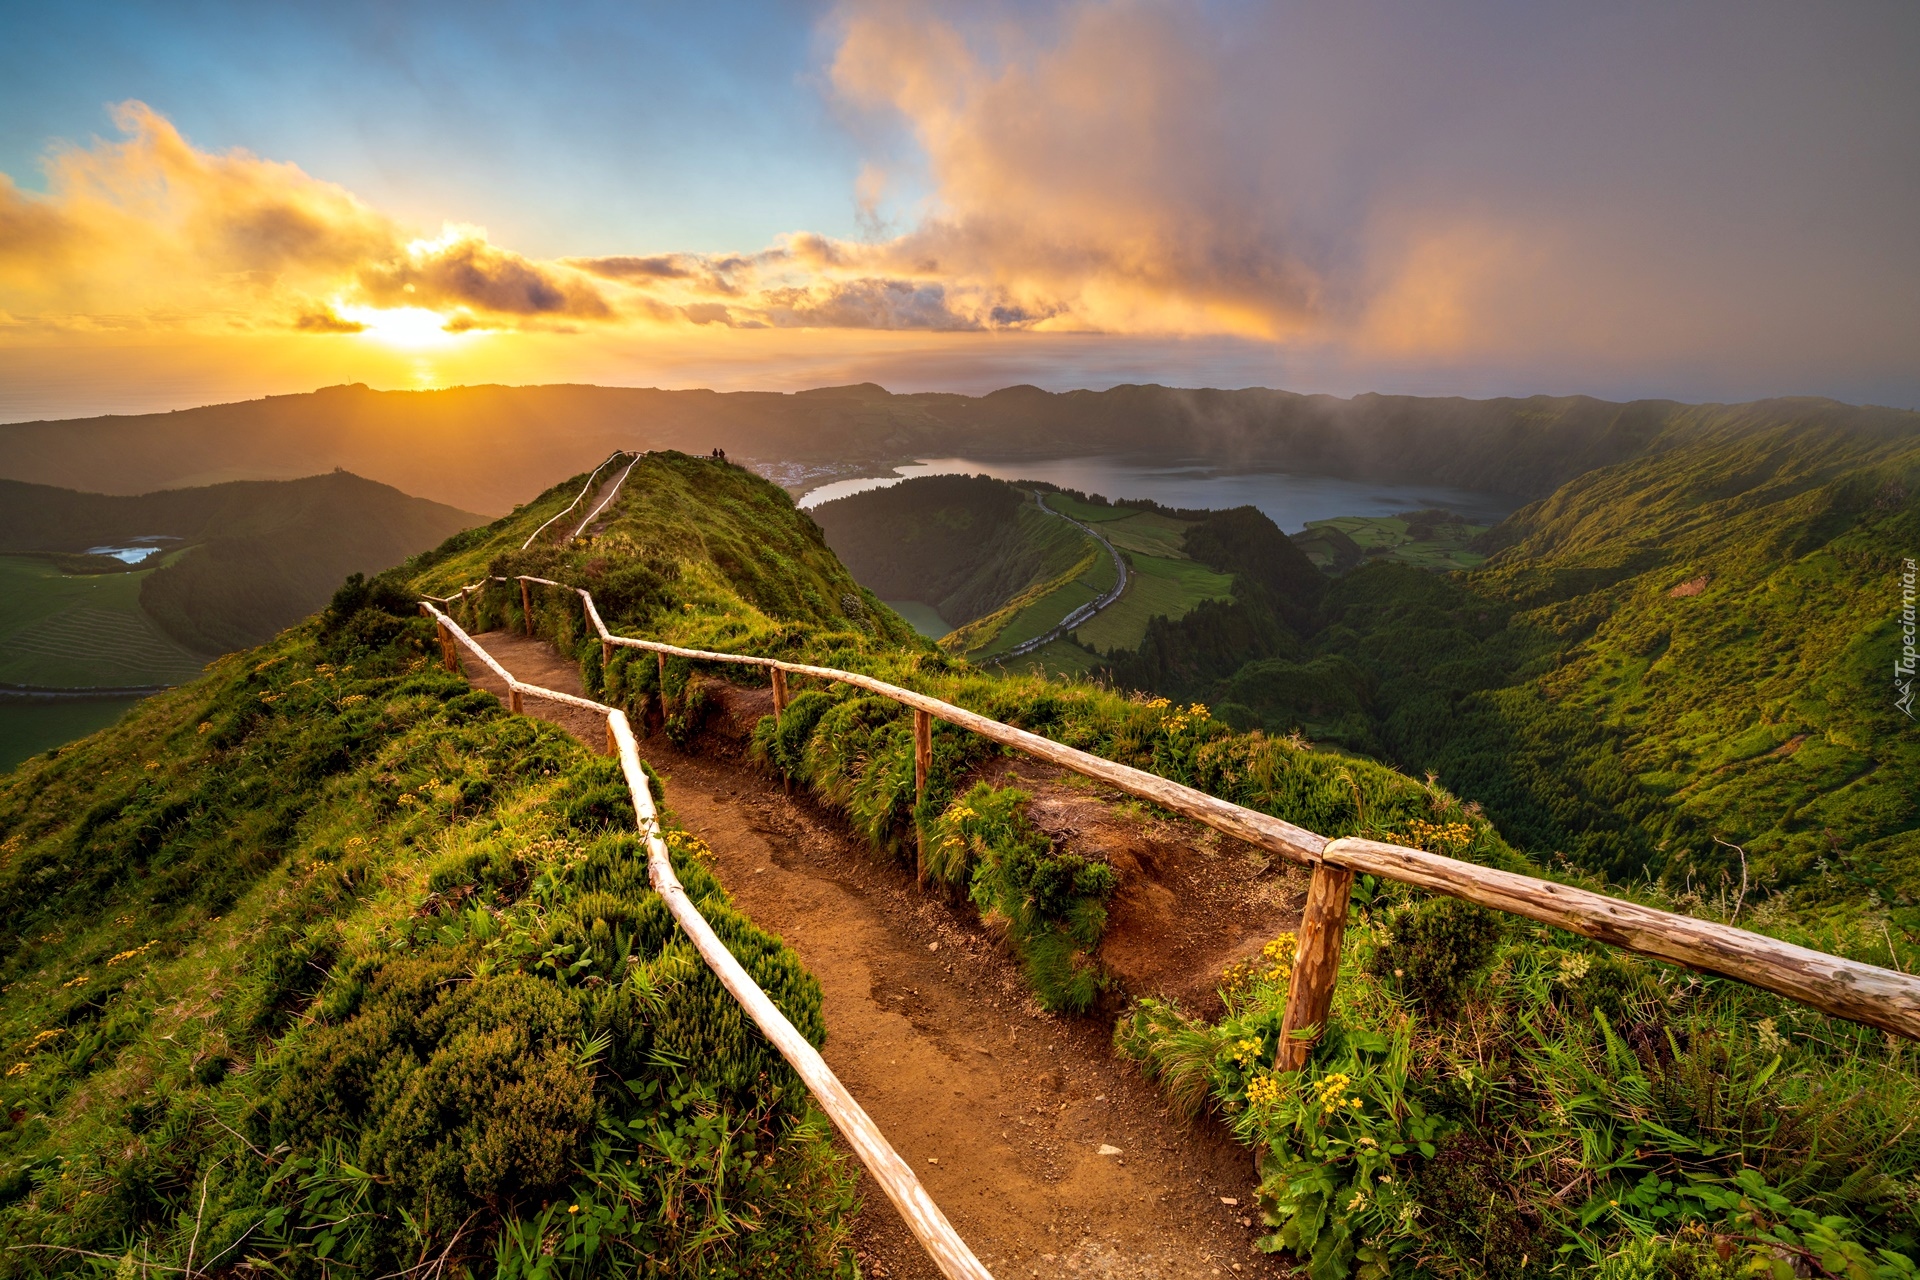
[7,446,1915,1278]
[0,480,867,1274]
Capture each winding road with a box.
[990,492,1130,664]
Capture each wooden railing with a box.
[518,451,637,550]
[466,574,1920,1049]
[419,567,1920,1276]
[419,600,994,1280]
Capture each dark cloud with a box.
[362,236,611,318]
[293,308,366,333]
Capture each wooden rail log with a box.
[418,598,994,1278]
[606,711,994,1280]
[1320,837,1920,1040]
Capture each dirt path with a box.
[570,455,637,540]
[458,631,1287,1279]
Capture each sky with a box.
[1,0,1916,421]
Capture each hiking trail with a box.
[458,628,1292,1280]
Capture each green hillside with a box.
[813,477,1240,664]
[0,474,481,658]
[809,474,1089,633]
[0,461,879,1276]
[1173,409,1920,925]
[5,449,1914,1278]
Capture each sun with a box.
[334,304,477,350]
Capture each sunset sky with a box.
[2,0,1916,421]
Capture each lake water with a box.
[83,535,179,564]
[798,457,1519,531]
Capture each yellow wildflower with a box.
[1245,1074,1283,1106]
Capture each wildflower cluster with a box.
[1162,702,1211,733]
[107,939,159,965]
[1231,1037,1265,1066]
[1402,818,1475,854]
[1312,1071,1359,1118]
[1220,932,1298,1008]
[1245,1072,1284,1106]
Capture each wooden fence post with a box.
[656,651,668,699]
[606,717,617,756]
[601,639,613,668]
[509,687,523,714]
[771,667,788,721]
[1278,860,1355,1072]
[520,579,532,635]
[436,621,457,673]
[913,709,934,887]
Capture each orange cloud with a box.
[0,103,612,336]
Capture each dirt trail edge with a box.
[460,630,1291,1279]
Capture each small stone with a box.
[1097,1144,1122,1156]
[927,1157,939,1165]
[928,942,939,951]
[1220,1196,1239,1206]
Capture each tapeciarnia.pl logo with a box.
[1899,557,1917,719]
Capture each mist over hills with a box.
[3,381,1912,516]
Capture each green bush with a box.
[924,784,1116,1012]
[1365,895,1502,1015]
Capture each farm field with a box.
[970,525,1119,658]
[1075,551,1234,652]
[0,695,148,773]
[0,554,210,688]
[1297,512,1491,572]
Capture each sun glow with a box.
[335,304,476,350]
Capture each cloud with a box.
[361,228,610,317]
[4,0,1914,407]
[0,103,612,334]
[293,308,366,334]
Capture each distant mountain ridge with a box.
[2,381,1911,516]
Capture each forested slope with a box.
[1177,408,1920,929]
[808,474,1088,629]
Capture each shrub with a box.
[925,784,1116,1012]
[1365,895,1502,1015]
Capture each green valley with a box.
[3,447,1915,1279]
[0,474,480,768]
[812,477,1239,671]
